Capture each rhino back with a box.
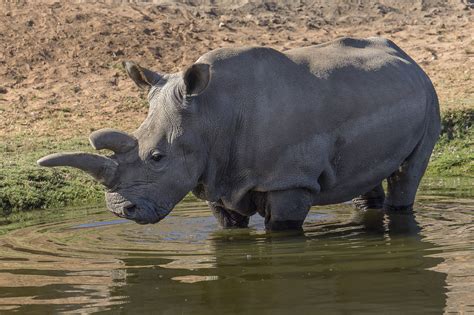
[194,38,436,206]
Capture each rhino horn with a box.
[89,128,137,154]
[37,152,118,187]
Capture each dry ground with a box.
[0,0,473,143]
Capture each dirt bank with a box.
[0,1,472,216]
[1,0,472,140]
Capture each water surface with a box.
[0,177,473,314]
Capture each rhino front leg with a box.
[208,202,250,229]
[264,188,312,231]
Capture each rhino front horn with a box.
[37,152,118,187]
[89,128,137,154]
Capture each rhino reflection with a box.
[109,211,447,314]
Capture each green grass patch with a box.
[0,137,104,217]
[427,108,473,177]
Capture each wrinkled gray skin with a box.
[38,37,440,230]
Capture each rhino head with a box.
[38,61,211,224]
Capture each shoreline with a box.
[1,108,472,225]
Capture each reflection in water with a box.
[0,177,472,313]
[111,210,447,314]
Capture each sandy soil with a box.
[0,0,472,141]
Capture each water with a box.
[0,178,473,314]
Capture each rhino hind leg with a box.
[384,108,440,212]
[208,202,250,229]
[352,184,385,210]
[384,151,429,213]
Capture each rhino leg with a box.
[350,184,385,231]
[352,184,385,210]
[352,184,385,229]
[264,189,312,231]
[384,111,439,212]
[208,202,250,229]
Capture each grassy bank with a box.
[1,108,472,224]
[427,109,473,177]
[0,138,104,218]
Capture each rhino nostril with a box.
[123,204,137,216]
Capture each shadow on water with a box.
[0,176,472,313]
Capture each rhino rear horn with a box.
[89,128,137,154]
[37,152,118,187]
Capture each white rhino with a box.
[38,37,440,230]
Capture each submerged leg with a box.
[264,188,312,231]
[385,164,424,212]
[352,184,385,210]
[384,124,439,212]
[351,184,385,231]
[208,202,249,229]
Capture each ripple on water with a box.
[0,185,473,314]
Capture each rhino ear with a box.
[183,63,210,96]
[123,61,161,89]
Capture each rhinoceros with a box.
[38,37,440,230]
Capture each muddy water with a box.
[0,178,473,314]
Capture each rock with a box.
[0,87,7,94]
[50,2,61,9]
[75,13,86,21]
[112,49,125,57]
[143,28,154,35]
[205,8,218,17]
[257,19,269,26]
[72,85,81,93]
[143,15,153,22]
[109,78,118,86]
[264,2,278,12]
[374,3,396,15]
[306,21,319,29]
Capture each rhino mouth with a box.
[107,197,170,224]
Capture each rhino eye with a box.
[150,151,164,162]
